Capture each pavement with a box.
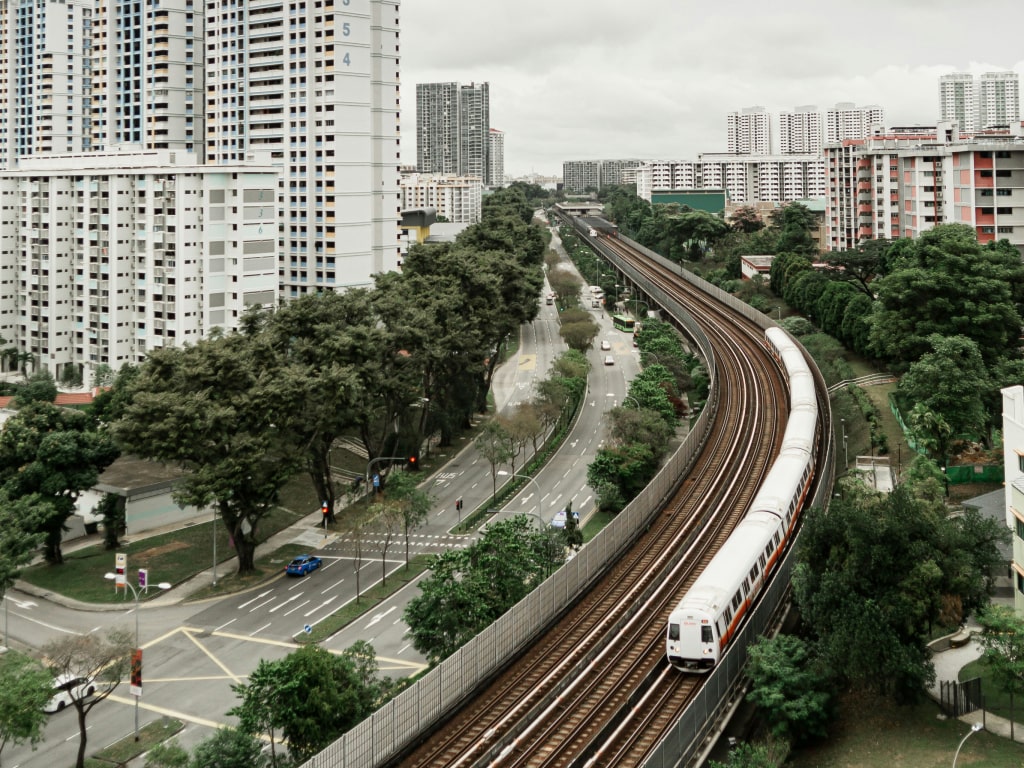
[929,615,1024,744]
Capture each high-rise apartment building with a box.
[416,81,493,185]
[979,72,1021,129]
[726,107,771,155]
[940,72,1020,132]
[824,124,1024,255]
[488,128,505,187]
[778,106,823,154]
[561,160,645,194]
[939,73,977,132]
[400,173,483,224]
[0,0,402,383]
[638,155,825,205]
[206,0,401,295]
[825,103,885,144]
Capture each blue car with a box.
[285,554,322,576]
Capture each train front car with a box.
[667,593,721,672]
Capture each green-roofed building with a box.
[651,189,727,213]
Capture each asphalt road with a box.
[5,229,643,766]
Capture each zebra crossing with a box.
[322,532,476,556]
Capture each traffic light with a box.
[321,500,329,516]
[407,455,419,471]
[455,497,463,512]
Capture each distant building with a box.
[726,107,771,155]
[636,156,825,206]
[825,102,885,144]
[489,129,505,187]
[940,73,978,133]
[561,159,645,194]
[417,82,495,185]
[779,106,824,154]
[941,72,1020,132]
[400,173,483,224]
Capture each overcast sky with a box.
[399,0,1024,179]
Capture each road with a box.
[5,227,643,766]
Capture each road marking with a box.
[213,618,236,632]
[320,580,343,594]
[364,606,396,628]
[249,622,271,636]
[182,628,245,684]
[304,596,336,617]
[237,590,272,609]
[269,595,302,613]
[105,692,226,731]
[283,600,310,617]
[248,597,276,613]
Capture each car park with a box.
[44,674,96,713]
[604,355,614,365]
[285,554,322,576]
[600,340,611,351]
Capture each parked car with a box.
[550,508,580,529]
[285,554,322,576]
[45,674,96,713]
[600,340,611,351]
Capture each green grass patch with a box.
[91,716,183,764]
[959,658,1024,723]
[297,554,433,644]
[786,691,1016,767]
[21,506,305,603]
[582,509,615,541]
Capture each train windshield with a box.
[668,623,680,641]
[701,625,713,643]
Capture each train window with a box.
[749,565,758,582]
[742,577,750,595]
[668,623,680,641]
[759,553,767,569]
[701,625,713,643]
[774,533,781,547]
[732,593,741,610]
[724,608,733,624]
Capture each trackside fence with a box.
[299,224,833,768]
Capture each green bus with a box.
[612,314,635,333]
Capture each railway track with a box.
[395,236,798,767]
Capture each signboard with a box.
[115,553,127,587]
[130,648,142,697]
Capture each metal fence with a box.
[940,678,983,718]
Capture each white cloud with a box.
[399,0,1024,177]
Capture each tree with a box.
[867,224,1024,369]
[376,471,432,569]
[404,517,561,664]
[190,727,267,768]
[897,335,990,444]
[607,406,674,455]
[0,402,118,564]
[708,737,789,768]
[975,605,1024,706]
[42,629,134,768]
[729,205,764,234]
[474,421,512,505]
[12,371,57,407]
[793,485,1003,702]
[744,634,835,744]
[561,498,583,551]
[547,268,582,306]
[230,643,384,763]
[0,651,53,764]
[114,333,302,574]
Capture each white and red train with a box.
[666,326,819,672]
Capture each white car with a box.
[600,340,611,351]
[603,355,615,366]
[44,674,96,713]
[550,508,580,529]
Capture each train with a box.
[666,326,819,672]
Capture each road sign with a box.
[303,624,312,634]
[372,473,380,488]
[115,553,127,587]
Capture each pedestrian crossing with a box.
[322,532,475,555]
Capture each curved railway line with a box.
[396,234,822,767]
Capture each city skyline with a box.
[400,0,1024,179]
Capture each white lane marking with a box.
[238,590,272,609]
[283,600,310,617]
[364,606,396,628]
[249,622,271,636]
[303,596,337,617]
[214,618,236,632]
[248,597,276,613]
[269,594,302,613]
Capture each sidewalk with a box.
[929,618,1024,744]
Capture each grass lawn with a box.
[959,658,1024,724]
[89,716,183,765]
[785,692,1019,767]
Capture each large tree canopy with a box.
[867,223,1024,369]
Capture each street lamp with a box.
[840,418,848,469]
[622,395,640,409]
[952,722,982,768]
[496,470,545,528]
[104,572,171,741]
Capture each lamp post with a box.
[622,395,640,409]
[841,418,848,469]
[104,572,171,741]
[952,722,982,768]
[496,470,545,528]
[211,505,218,587]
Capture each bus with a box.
[612,314,635,333]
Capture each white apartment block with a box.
[561,159,646,194]
[979,72,1021,129]
[778,106,823,154]
[824,124,1024,255]
[636,156,825,205]
[0,150,280,387]
[417,82,493,185]
[727,107,771,155]
[400,173,482,224]
[206,0,401,295]
[488,128,505,188]
[940,73,977,133]
[1001,385,1024,616]
[825,102,885,144]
